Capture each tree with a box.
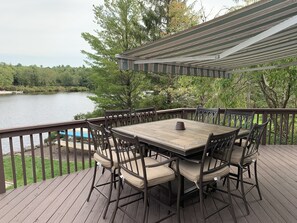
[139,0,199,107]
[253,67,297,109]
[82,0,147,112]
[140,0,198,40]
[168,0,198,34]
[0,64,14,87]
[167,76,213,107]
[250,65,297,142]
[0,63,92,90]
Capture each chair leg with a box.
[254,161,262,200]
[239,167,250,215]
[247,165,251,178]
[227,175,237,223]
[113,169,117,189]
[142,190,148,223]
[236,166,240,189]
[148,149,152,157]
[87,161,98,202]
[146,197,150,223]
[199,183,205,223]
[103,172,114,219]
[168,181,172,206]
[223,176,227,186]
[176,175,181,223]
[110,176,121,223]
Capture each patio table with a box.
[113,118,249,157]
[113,118,250,205]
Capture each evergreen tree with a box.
[82,0,147,112]
[140,0,198,40]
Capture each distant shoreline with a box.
[0,90,23,95]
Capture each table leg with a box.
[180,175,185,208]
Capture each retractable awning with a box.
[116,0,297,78]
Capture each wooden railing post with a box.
[181,108,187,119]
[261,112,268,145]
[0,140,6,194]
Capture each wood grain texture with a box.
[0,145,296,223]
[114,118,249,156]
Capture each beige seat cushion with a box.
[230,145,258,165]
[173,158,229,183]
[121,157,175,189]
[94,149,139,169]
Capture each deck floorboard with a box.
[1,145,297,223]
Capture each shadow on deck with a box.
[0,145,297,223]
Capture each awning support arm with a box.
[219,14,297,59]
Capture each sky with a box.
[0,0,236,68]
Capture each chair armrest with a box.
[180,157,201,164]
[146,157,178,168]
[111,147,127,153]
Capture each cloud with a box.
[0,0,100,67]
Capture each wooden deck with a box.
[1,145,297,223]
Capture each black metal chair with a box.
[110,130,181,223]
[134,107,158,123]
[228,120,269,215]
[86,121,117,219]
[222,109,255,178]
[222,109,254,130]
[134,107,160,158]
[193,107,220,124]
[174,129,239,223]
[104,109,132,129]
[104,109,132,148]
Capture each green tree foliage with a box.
[136,0,199,107]
[82,0,149,112]
[234,60,297,142]
[140,0,198,40]
[0,63,94,91]
[168,0,199,34]
[81,0,201,115]
[207,75,247,108]
[252,68,297,108]
[0,63,14,87]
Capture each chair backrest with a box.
[200,129,239,181]
[87,121,113,165]
[104,109,132,129]
[241,119,270,163]
[223,109,254,130]
[111,130,146,185]
[193,107,220,124]
[134,107,157,124]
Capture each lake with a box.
[0,92,95,154]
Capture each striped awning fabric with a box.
[117,0,297,78]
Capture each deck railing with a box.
[1,107,297,194]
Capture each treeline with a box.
[0,63,95,93]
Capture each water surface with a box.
[0,92,95,129]
[0,92,95,153]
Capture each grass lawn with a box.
[3,155,85,190]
